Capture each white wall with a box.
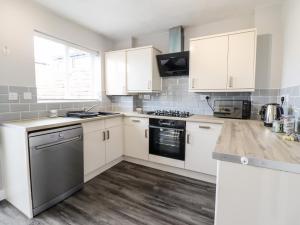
[115,14,255,53]
[0,0,113,87]
[281,0,300,88]
[254,3,283,89]
[0,0,113,196]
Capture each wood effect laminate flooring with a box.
[0,161,216,225]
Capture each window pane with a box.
[34,35,100,102]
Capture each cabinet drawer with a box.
[105,117,122,128]
[124,117,149,126]
[187,122,222,133]
[82,120,105,134]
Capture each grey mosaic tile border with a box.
[0,85,112,123]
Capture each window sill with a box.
[37,99,101,104]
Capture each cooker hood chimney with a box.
[156,26,189,77]
[169,26,184,53]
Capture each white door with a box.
[124,117,149,160]
[185,122,222,176]
[83,130,106,176]
[105,125,123,163]
[105,50,127,95]
[127,48,152,92]
[227,31,256,90]
[189,36,228,91]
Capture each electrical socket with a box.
[281,95,289,104]
[8,92,18,101]
[143,95,151,100]
[200,95,209,101]
[23,92,32,100]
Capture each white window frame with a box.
[34,31,102,103]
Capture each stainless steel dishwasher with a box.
[28,124,84,216]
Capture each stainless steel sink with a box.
[66,111,119,118]
[97,112,119,116]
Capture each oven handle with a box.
[149,125,185,132]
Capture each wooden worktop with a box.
[213,119,300,174]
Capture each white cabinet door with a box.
[105,125,123,163]
[127,47,153,92]
[227,31,256,90]
[83,130,106,176]
[105,50,127,95]
[189,36,228,91]
[185,122,222,176]
[124,117,149,160]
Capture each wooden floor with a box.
[0,161,216,225]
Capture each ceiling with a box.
[33,0,280,40]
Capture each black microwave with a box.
[213,100,251,119]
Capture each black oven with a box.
[149,118,186,161]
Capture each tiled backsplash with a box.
[0,85,112,123]
[1,81,299,123]
[111,77,300,119]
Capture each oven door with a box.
[149,125,185,160]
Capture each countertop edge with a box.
[212,152,300,174]
[1,114,123,132]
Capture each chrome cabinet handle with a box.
[106,130,110,140]
[145,129,148,138]
[187,134,190,144]
[228,76,233,88]
[102,131,106,141]
[34,136,81,150]
[148,80,152,89]
[191,78,195,89]
[199,125,211,129]
[132,119,140,123]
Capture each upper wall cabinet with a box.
[127,46,161,93]
[105,50,127,95]
[105,46,161,95]
[189,29,257,92]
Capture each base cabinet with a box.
[83,129,106,176]
[185,122,222,176]
[83,117,123,179]
[124,117,149,160]
[105,125,123,163]
[215,161,300,225]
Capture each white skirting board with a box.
[0,190,5,201]
[124,156,216,184]
[84,157,123,183]
[1,156,215,203]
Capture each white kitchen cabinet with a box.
[82,120,106,176]
[124,117,149,160]
[189,29,256,92]
[215,161,300,225]
[105,118,124,163]
[105,50,127,95]
[83,117,123,179]
[83,129,106,176]
[185,122,222,176]
[189,35,228,91]
[227,31,256,90]
[127,46,161,93]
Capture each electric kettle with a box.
[260,103,284,127]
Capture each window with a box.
[34,33,101,102]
